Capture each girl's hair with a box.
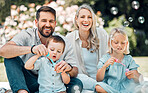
[108,28,130,54]
[45,35,65,53]
[74,4,99,52]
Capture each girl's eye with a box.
[114,41,118,44]
[88,16,92,18]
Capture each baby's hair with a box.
[108,28,130,54]
[45,35,65,52]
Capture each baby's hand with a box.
[104,57,116,68]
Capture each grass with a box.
[0,57,148,82]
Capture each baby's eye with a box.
[121,42,125,44]
[88,16,92,18]
[57,50,61,53]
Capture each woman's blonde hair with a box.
[74,4,99,52]
[108,28,130,54]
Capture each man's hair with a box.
[36,6,56,21]
[45,35,65,52]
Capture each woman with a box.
[66,4,108,92]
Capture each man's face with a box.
[35,12,56,38]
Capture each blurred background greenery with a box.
[0,0,148,57]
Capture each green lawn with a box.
[0,57,148,82]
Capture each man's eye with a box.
[49,20,55,23]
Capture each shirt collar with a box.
[75,30,80,41]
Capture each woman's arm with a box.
[24,55,41,70]
[61,72,70,84]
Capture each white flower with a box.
[11,9,18,16]
[36,5,41,10]
[55,26,61,32]
[58,16,65,24]
[63,24,72,31]
[48,1,58,8]
[29,8,35,12]
[20,5,27,11]
[56,0,65,5]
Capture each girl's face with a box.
[47,40,64,62]
[76,9,93,32]
[111,33,128,54]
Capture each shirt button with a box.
[52,74,54,76]
[52,66,54,68]
[52,83,54,85]
[52,90,54,92]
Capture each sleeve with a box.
[33,57,43,70]
[97,54,109,70]
[96,27,109,58]
[59,34,77,67]
[127,55,140,70]
[11,29,29,46]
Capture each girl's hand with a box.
[104,57,116,68]
[125,70,138,79]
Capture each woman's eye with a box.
[50,49,54,51]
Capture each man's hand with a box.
[54,60,72,73]
[32,44,48,56]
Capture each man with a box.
[0,6,82,93]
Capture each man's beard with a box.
[38,25,54,38]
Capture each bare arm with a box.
[0,41,48,58]
[61,72,70,84]
[0,41,31,58]
[68,66,78,77]
[96,66,107,82]
[96,57,115,81]
[24,55,40,70]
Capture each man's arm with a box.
[0,41,31,58]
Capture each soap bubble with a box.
[128,17,133,22]
[138,16,145,24]
[110,7,118,15]
[123,21,129,27]
[132,1,140,10]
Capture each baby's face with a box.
[111,33,128,54]
[47,40,64,62]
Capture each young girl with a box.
[95,28,141,93]
[25,35,70,93]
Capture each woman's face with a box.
[76,9,93,32]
